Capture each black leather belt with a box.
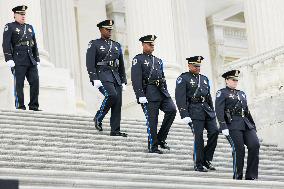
[144,79,165,86]
[190,96,205,103]
[15,41,34,47]
[97,60,118,68]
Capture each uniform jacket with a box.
[215,87,256,131]
[2,21,40,65]
[86,38,126,85]
[131,53,171,102]
[175,71,215,120]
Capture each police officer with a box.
[175,56,218,172]
[86,20,127,137]
[215,70,260,180]
[2,5,41,111]
[131,35,176,154]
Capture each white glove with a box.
[122,83,126,91]
[37,62,40,68]
[93,80,103,89]
[222,129,229,136]
[182,117,192,124]
[139,97,148,104]
[7,60,15,68]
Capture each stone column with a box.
[124,0,180,119]
[41,0,79,72]
[125,0,180,95]
[41,0,84,109]
[244,0,284,56]
[172,0,214,89]
[124,0,213,118]
[75,0,107,114]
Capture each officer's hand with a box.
[182,117,192,124]
[139,97,148,104]
[122,83,127,91]
[37,62,40,68]
[222,129,229,136]
[93,80,103,89]
[7,60,15,68]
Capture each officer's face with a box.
[14,13,26,24]
[100,28,112,39]
[188,64,200,74]
[226,78,238,89]
[142,43,154,54]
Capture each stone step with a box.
[0,136,283,163]
[1,146,283,174]
[0,168,284,189]
[0,117,278,147]
[4,175,284,189]
[0,109,283,188]
[0,149,276,169]
[0,116,213,136]
[0,134,283,164]
[0,111,278,145]
[0,150,283,175]
[0,142,283,168]
[0,160,283,182]
[0,110,159,125]
[0,125,280,153]
[0,116,278,148]
[0,148,278,169]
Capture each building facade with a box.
[1,0,284,147]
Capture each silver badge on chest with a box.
[229,94,235,99]
[15,28,20,34]
[100,46,105,51]
[144,60,150,66]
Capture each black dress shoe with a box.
[110,132,127,137]
[93,118,103,131]
[203,161,216,171]
[245,178,257,180]
[17,106,26,110]
[149,148,163,154]
[194,166,208,172]
[158,141,170,150]
[234,174,243,180]
[29,107,42,111]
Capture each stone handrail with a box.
[222,45,284,101]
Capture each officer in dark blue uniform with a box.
[86,20,127,137]
[131,35,176,154]
[2,5,40,111]
[175,56,218,172]
[215,70,260,180]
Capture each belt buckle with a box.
[201,96,205,102]
[109,61,113,67]
[155,80,160,86]
[27,41,29,46]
